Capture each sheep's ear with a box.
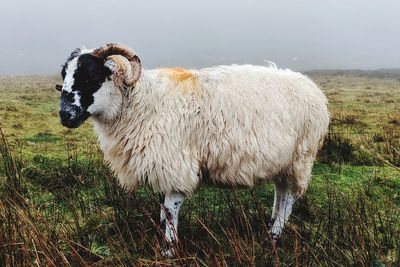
[104,58,118,74]
[55,84,62,92]
[104,58,119,86]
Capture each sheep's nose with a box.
[59,110,71,123]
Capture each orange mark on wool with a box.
[162,67,196,82]
[161,67,200,95]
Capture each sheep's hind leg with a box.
[160,192,185,258]
[270,183,283,227]
[269,182,297,242]
[269,142,315,243]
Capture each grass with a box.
[0,75,95,158]
[0,71,400,266]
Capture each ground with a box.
[0,70,399,266]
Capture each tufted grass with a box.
[0,71,400,266]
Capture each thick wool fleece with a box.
[92,65,329,196]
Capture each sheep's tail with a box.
[263,60,278,69]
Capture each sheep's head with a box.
[58,43,142,128]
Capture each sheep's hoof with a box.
[271,233,280,243]
[161,247,176,259]
[264,231,281,247]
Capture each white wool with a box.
[88,80,123,121]
[92,64,330,196]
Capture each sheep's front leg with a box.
[160,192,185,258]
[270,187,297,242]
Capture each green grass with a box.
[0,75,95,158]
[0,72,399,266]
[23,132,62,143]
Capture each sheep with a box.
[58,43,330,257]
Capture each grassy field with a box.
[0,70,399,266]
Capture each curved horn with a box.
[92,43,142,87]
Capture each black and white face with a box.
[59,49,113,128]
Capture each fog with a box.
[0,0,399,75]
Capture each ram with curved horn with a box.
[91,43,142,87]
[58,43,141,128]
[58,43,330,258]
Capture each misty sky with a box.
[0,0,399,75]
